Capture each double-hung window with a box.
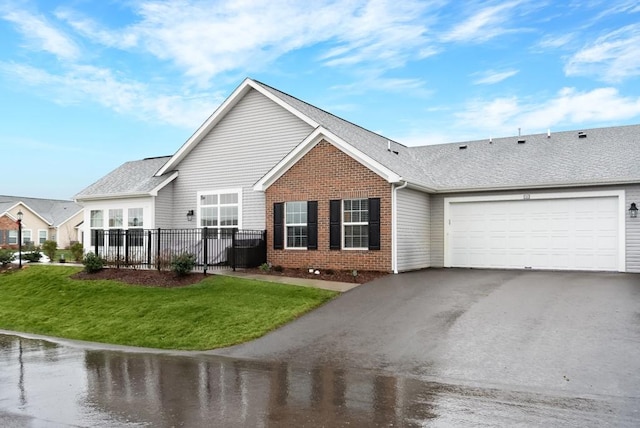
[127,208,144,247]
[343,199,369,249]
[38,230,47,245]
[108,209,123,246]
[90,210,104,246]
[285,202,307,248]
[21,229,32,246]
[199,190,241,238]
[8,230,17,245]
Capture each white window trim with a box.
[8,230,17,245]
[197,188,243,232]
[284,201,308,250]
[21,229,32,245]
[108,209,124,229]
[342,199,369,250]
[38,229,48,244]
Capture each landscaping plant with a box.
[83,252,105,273]
[42,240,57,261]
[171,253,196,276]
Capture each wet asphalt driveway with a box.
[217,269,640,400]
[2,268,639,426]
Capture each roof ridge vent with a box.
[578,131,587,139]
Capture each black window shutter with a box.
[329,200,341,250]
[368,198,381,250]
[273,202,284,250]
[307,201,318,250]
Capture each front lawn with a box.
[0,265,337,350]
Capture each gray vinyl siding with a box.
[155,181,174,228]
[625,184,640,272]
[429,184,640,272]
[429,193,445,268]
[172,89,313,229]
[396,188,430,271]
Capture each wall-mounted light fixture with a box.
[629,203,638,218]
[186,210,194,222]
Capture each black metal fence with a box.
[91,228,266,273]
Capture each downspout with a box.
[392,180,409,274]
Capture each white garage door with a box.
[447,195,621,271]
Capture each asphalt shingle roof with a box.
[0,196,81,226]
[74,156,172,199]
[74,79,640,198]
[408,124,640,191]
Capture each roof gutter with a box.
[392,180,409,274]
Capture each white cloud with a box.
[54,8,138,49]
[52,0,436,86]
[0,62,220,128]
[1,8,79,60]
[455,87,640,136]
[472,69,519,85]
[441,1,524,43]
[565,24,640,82]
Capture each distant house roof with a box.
[74,156,176,200]
[0,195,82,226]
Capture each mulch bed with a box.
[3,264,389,287]
[243,267,389,284]
[71,269,205,287]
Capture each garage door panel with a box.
[448,196,620,271]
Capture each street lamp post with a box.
[17,210,23,268]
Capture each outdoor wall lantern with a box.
[630,202,638,218]
[186,210,194,222]
[16,210,23,268]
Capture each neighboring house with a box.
[74,78,640,273]
[0,196,83,249]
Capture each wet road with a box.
[1,334,638,427]
[1,269,640,426]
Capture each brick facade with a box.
[0,215,19,248]
[266,140,392,272]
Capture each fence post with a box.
[93,229,98,255]
[203,227,208,276]
[147,230,152,267]
[124,229,129,267]
[231,228,237,271]
[156,228,161,271]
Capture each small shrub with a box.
[69,242,84,262]
[83,252,105,273]
[273,265,284,272]
[259,262,271,273]
[0,249,15,265]
[171,253,196,277]
[22,248,42,263]
[42,240,57,261]
[325,269,334,275]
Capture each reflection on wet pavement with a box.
[0,334,638,427]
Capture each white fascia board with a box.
[156,79,321,177]
[149,171,179,196]
[7,202,52,226]
[75,192,154,202]
[250,81,320,129]
[254,127,402,191]
[156,79,255,176]
[56,209,84,228]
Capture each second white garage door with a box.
[445,193,622,271]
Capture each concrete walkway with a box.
[214,270,361,292]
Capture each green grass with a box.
[0,265,337,350]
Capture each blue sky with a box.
[2,0,639,200]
